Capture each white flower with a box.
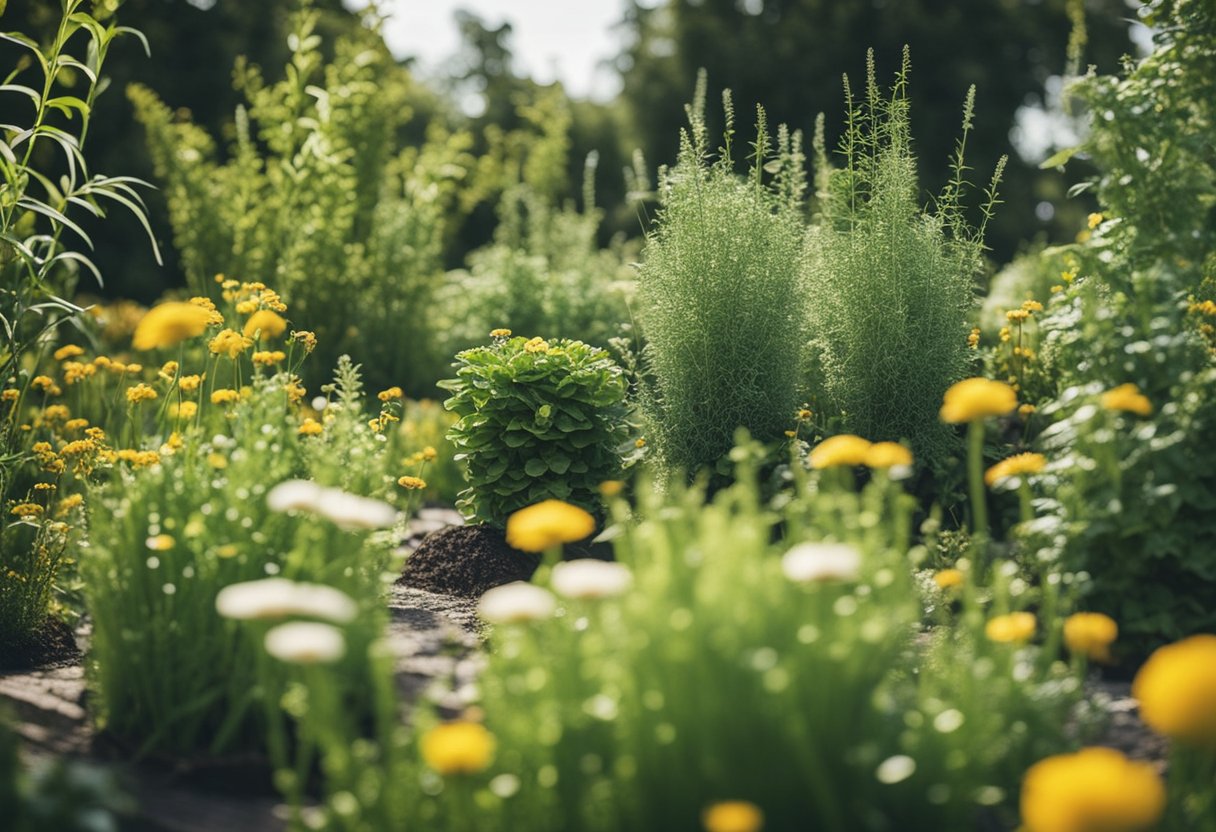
[315,490,398,530]
[215,578,358,622]
[551,559,633,600]
[267,479,324,514]
[781,542,863,583]
[266,479,399,530]
[264,621,346,664]
[477,582,556,624]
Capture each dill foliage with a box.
[638,74,809,478]
[805,48,1006,463]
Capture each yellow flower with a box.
[298,418,323,437]
[702,801,764,832]
[1,389,19,403]
[1018,403,1037,418]
[490,328,512,338]
[1132,634,1216,747]
[133,302,213,350]
[209,328,253,359]
[60,361,92,384]
[64,418,89,432]
[57,494,84,515]
[158,361,178,381]
[378,386,404,402]
[933,568,964,590]
[210,389,240,405]
[1021,299,1044,312]
[252,350,286,366]
[967,328,980,349]
[420,721,495,776]
[599,480,624,497]
[808,434,872,469]
[207,452,228,469]
[146,534,175,551]
[178,374,204,393]
[984,452,1046,487]
[524,336,549,353]
[32,375,58,392]
[1087,212,1104,229]
[635,437,646,448]
[285,378,306,404]
[1063,612,1118,663]
[1061,270,1077,284]
[54,344,84,361]
[864,441,913,469]
[421,446,437,462]
[505,500,596,552]
[797,408,813,421]
[126,383,159,405]
[171,401,199,420]
[10,503,43,518]
[216,544,239,559]
[397,476,427,490]
[291,330,317,352]
[243,309,287,340]
[42,404,70,422]
[1019,747,1163,832]
[1100,383,1152,417]
[1050,285,1064,294]
[985,612,1036,643]
[939,378,1018,423]
[188,296,224,326]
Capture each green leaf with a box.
[1039,145,1081,170]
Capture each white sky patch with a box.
[345,0,634,100]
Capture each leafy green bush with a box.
[1035,275,1216,660]
[805,49,1005,465]
[129,7,470,395]
[439,334,630,525]
[637,76,808,478]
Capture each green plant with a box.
[637,74,809,479]
[1,0,157,658]
[437,91,634,357]
[1035,276,1216,661]
[82,359,415,755]
[129,5,471,395]
[395,398,462,505]
[805,48,1005,466]
[439,333,630,526]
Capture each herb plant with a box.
[439,333,630,526]
[805,49,1005,465]
[636,74,809,479]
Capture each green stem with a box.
[967,420,989,568]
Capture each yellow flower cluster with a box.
[126,383,158,405]
[378,386,404,402]
[397,476,427,490]
[490,328,512,338]
[209,328,254,359]
[524,336,550,353]
[291,330,317,352]
[210,389,240,405]
[188,296,225,326]
[53,344,84,361]
[251,350,286,366]
[298,418,323,437]
[243,309,288,340]
[807,435,914,470]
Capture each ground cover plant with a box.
[3,1,1216,831]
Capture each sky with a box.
[345,0,634,101]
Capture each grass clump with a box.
[636,74,809,479]
[805,48,1005,465]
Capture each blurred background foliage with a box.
[0,0,1139,364]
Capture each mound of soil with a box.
[0,616,80,672]
[399,525,541,597]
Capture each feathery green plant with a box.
[637,73,809,479]
[805,48,1005,465]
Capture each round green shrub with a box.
[439,335,630,526]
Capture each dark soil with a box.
[0,616,80,672]
[399,525,542,597]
